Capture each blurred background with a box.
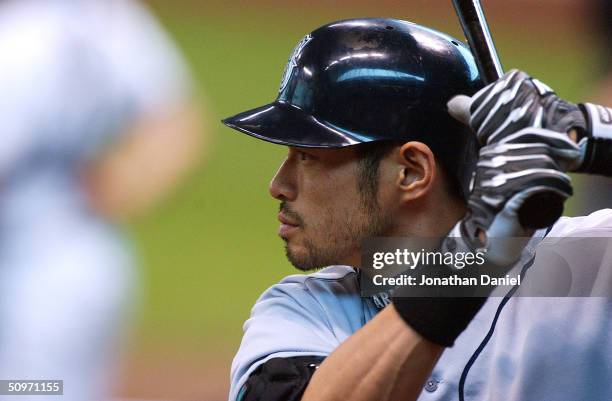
[0,0,608,400]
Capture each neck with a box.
[346,198,466,270]
[389,197,467,238]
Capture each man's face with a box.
[269,146,394,270]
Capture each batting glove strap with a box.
[571,103,612,176]
[581,103,612,140]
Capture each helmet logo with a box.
[279,34,313,93]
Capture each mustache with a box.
[279,201,305,226]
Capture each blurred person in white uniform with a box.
[0,0,204,400]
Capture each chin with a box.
[284,244,317,271]
[287,253,343,272]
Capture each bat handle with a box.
[452,0,564,229]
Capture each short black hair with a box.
[354,140,466,205]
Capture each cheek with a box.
[322,176,360,203]
[300,168,359,224]
[300,163,338,197]
[375,165,400,211]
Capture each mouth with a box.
[278,212,300,238]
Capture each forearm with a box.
[301,304,443,401]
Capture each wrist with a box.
[576,103,612,176]
[391,237,489,347]
[392,296,486,347]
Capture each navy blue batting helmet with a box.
[223,18,484,198]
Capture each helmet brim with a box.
[222,101,370,148]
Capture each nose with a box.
[269,156,297,201]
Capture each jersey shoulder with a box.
[245,265,365,347]
[526,209,612,297]
[229,265,373,401]
[549,209,612,237]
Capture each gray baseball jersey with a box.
[230,209,612,401]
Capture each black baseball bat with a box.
[452,0,564,229]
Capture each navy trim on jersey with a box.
[458,226,554,401]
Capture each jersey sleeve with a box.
[238,355,325,401]
[229,282,337,401]
[229,266,366,401]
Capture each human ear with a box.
[396,142,436,201]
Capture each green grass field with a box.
[129,1,599,348]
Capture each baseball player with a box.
[223,18,612,401]
[0,1,201,400]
